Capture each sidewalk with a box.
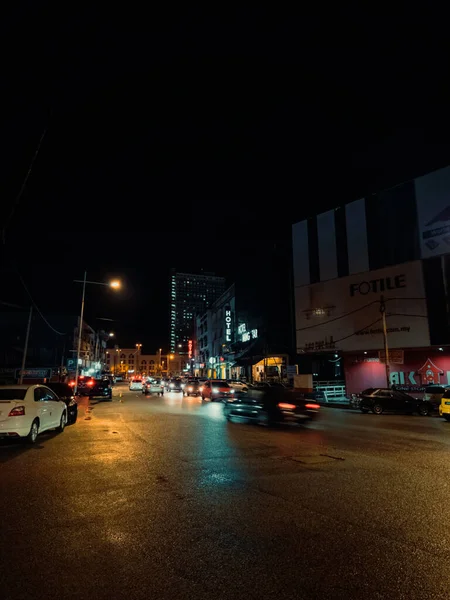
[317,396,350,409]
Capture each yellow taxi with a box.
[439,389,450,421]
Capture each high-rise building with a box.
[170,270,226,353]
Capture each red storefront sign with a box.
[188,339,192,359]
[344,350,450,394]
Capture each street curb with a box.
[318,402,351,409]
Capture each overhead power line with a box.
[295,297,428,332]
[17,272,66,336]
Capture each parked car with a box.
[439,389,450,421]
[143,379,164,396]
[227,380,248,392]
[202,380,235,401]
[0,384,68,443]
[76,377,113,400]
[223,386,320,425]
[129,378,144,391]
[423,385,448,410]
[45,382,78,424]
[183,379,203,397]
[166,378,183,392]
[359,388,433,415]
[115,375,123,382]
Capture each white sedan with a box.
[227,380,249,392]
[0,384,67,444]
[129,378,143,391]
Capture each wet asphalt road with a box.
[2,383,450,600]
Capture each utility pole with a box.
[380,295,390,387]
[19,306,33,385]
[74,271,87,395]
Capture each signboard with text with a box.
[295,261,430,352]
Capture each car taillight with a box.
[87,380,94,386]
[305,403,320,409]
[278,403,296,410]
[69,381,75,387]
[9,406,25,417]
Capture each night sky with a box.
[1,6,449,352]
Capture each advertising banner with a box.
[415,166,450,259]
[295,261,430,352]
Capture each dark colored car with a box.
[77,377,113,400]
[223,386,320,425]
[45,382,78,424]
[359,388,433,415]
[166,378,183,392]
[183,379,203,397]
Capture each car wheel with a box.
[360,408,369,413]
[71,411,78,424]
[444,415,450,421]
[418,404,430,416]
[26,419,39,443]
[372,403,383,415]
[57,412,67,432]
[108,393,112,400]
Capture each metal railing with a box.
[313,380,347,402]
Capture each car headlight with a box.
[170,383,174,388]
[212,388,219,394]
[187,387,193,391]
[181,383,186,389]
[199,386,203,392]
[230,389,235,393]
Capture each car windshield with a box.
[0,389,27,400]
[426,386,445,394]
[47,383,72,396]
[133,379,142,383]
[212,381,230,388]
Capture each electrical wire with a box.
[295,297,428,332]
[2,118,50,245]
[17,272,66,336]
[386,313,428,318]
[332,318,382,343]
[296,300,379,331]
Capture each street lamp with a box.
[135,343,142,375]
[109,332,115,337]
[73,272,121,395]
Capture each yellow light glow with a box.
[110,280,121,289]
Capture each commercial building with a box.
[169,270,226,354]
[292,165,450,395]
[106,348,189,378]
[194,283,291,382]
[0,311,110,384]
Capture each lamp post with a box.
[135,343,142,375]
[73,272,121,395]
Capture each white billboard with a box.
[415,166,450,259]
[295,261,430,352]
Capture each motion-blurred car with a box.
[166,378,183,392]
[143,379,164,396]
[223,386,320,425]
[359,388,433,415]
[129,378,143,391]
[183,379,203,397]
[439,389,450,421]
[0,384,68,443]
[201,380,235,401]
[45,382,78,424]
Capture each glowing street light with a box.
[109,332,115,337]
[73,272,122,394]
